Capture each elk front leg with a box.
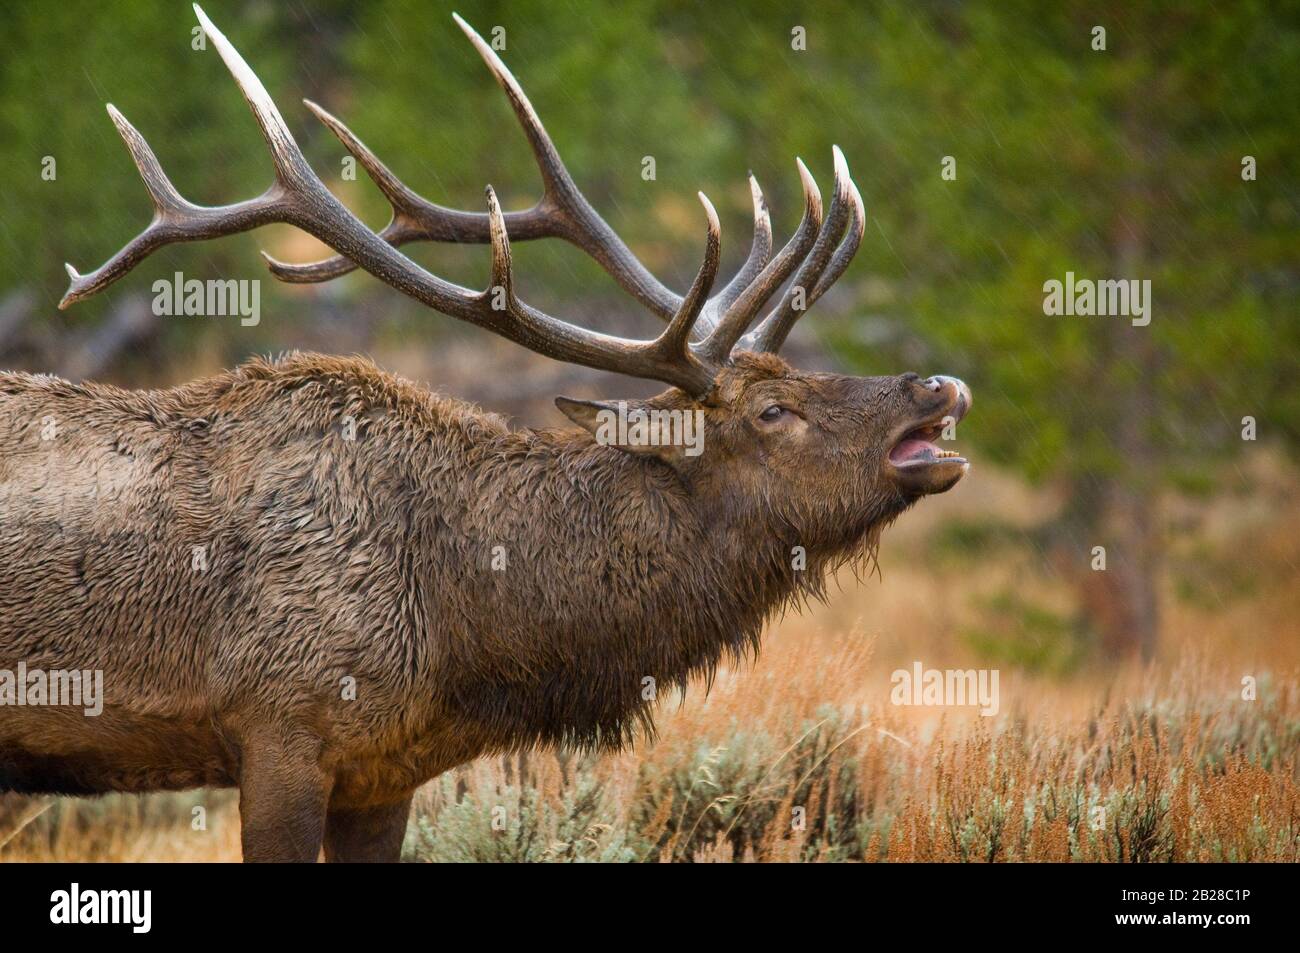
[237,733,330,862]
[323,794,414,862]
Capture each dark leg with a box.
[237,735,330,862]
[323,795,413,862]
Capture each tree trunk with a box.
[1072,73,1163,663]
[1059,469,1161,663]
[1080,480,1161,661]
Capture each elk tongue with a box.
[889,437,936,464]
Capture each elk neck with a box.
[405,423,871,754]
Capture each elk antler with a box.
[270,13,774,332]
[61,5,719,394]
[60,5,863,395]
[265,14,864,354]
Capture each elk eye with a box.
[758,404,786,422]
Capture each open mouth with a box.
[887,423,966,468]
[885,376,972,495]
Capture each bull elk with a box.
[0,6,972,861]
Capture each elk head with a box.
[61,4,971,559]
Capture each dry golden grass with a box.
[6,456,1298,862]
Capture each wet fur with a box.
[0,351,935,858]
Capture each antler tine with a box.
[692,174,773,336]
[484,185,514,300]
[809,177,865,302]
[661,193,723,357]
[267,99,563,284]
[63,5,721,396]
[104,104,188,216]
[696,158,824,362]
[744,146,864,354]
[481,185,718,390]
[59,103,286,309]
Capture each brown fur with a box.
[0,350,965,860]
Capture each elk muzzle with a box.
[887,375,972,496]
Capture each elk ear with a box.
[554,396,612,434]
[554,396,700,465]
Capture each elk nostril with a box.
[928,375,972,413]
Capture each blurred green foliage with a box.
[962,589,1089,675]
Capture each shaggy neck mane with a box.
[415,415,886,756]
